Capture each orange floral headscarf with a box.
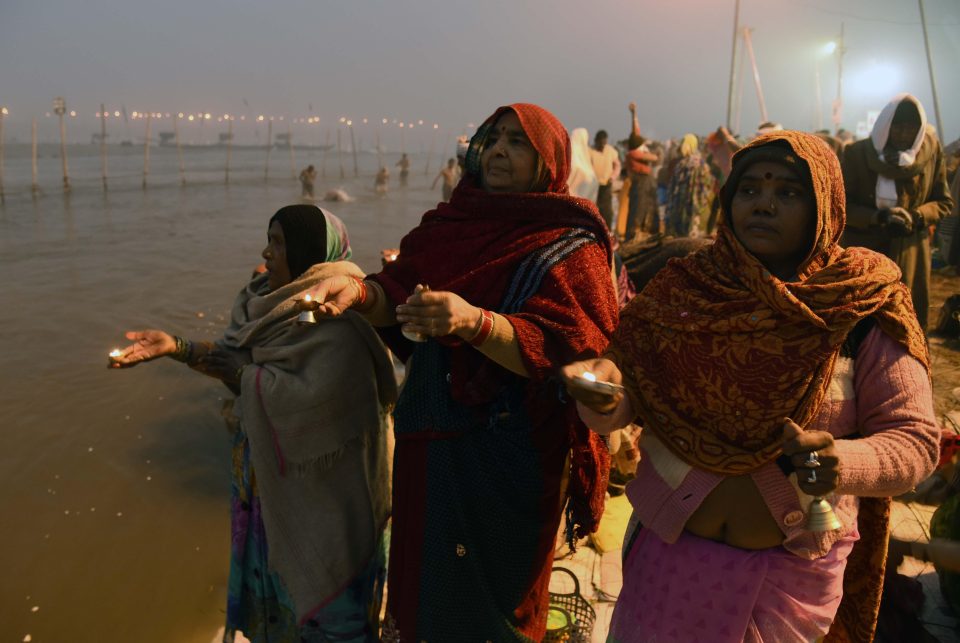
[611,130,927,475]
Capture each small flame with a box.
[303,294,312,303]
[582,371,597,383]
[109,349,123,358]
[389,254,397,261]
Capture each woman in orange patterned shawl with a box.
[564,131,939,642]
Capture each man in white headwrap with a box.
[841,93,954,329]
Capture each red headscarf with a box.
[370,103,617,537]
[464,103,572,193]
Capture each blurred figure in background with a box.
[590,129,621,231]
[841,93,954,329]
[567,127,599,202]
[665,134,716,237]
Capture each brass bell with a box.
[806,496,842,532]
[296,295,317,326]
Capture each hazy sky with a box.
[1,0,958,145]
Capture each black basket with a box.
[544,567,596,643]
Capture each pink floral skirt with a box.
[607,527,856,642]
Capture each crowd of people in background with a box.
[110,93,960,643]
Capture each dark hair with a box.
[596,130,608,140]
[268,205,328,280]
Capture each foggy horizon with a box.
[2,0,959,146]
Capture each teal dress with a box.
[223,428,387,643]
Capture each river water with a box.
[0,143,443,643]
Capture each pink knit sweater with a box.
[579,326,940,559]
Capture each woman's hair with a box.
[268,205,329,280]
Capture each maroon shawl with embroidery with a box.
[369,103,617,537]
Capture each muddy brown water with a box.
[0,145,437,643]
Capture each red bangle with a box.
[468,309,494,347]
[351,277,368,307]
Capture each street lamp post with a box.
[348,120,358,177]
[53,97,70,191]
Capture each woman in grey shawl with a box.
[111,205,397,642]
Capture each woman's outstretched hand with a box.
[560,358,624,415]
[395,287,481,339]
[303,275,363,317]
[109,330,176,368]
[781,418,840,496]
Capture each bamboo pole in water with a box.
[142,113,151,189]
[57,104,70,192]
[100,103,108,191]
[173,114,186,186]
[321,129,330,178]
[337,128,345,180]
[31,118,39,197]
[0,107,5,204]
[349,123,358,178]
[424,127,437,176]
[264,120,273,182]
[225,117,233,184]
[288,121,296,180]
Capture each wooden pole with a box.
[814,60,823,131]
[173,114,185,185]
[321,129,330,178]
[376,129,383,168]
[100,103,108,191]
[918,0,945,140]
[337,128,345,180]
[288,121,296,180]
[734,41,746,134]
[58,110,70,192]
[833,23,845,132]
[725,0,741,131]
[31,117,39,196]
[264,120,273,181]
[225,117,233,184]
[0,108,5,204]
[424,128,437,176]
[142,113,151,189]
[742,27,768,124]
[350,124,359,178]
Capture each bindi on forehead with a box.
[742,170,801,184]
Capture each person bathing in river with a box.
[110,205,396,643]
[564,131,938,642]
[431,157,460,202]
[374,166,390,195]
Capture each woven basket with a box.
[544,567,596,643]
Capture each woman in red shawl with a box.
[563,131,938,642]
[306,104,618,641]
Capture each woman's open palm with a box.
[110,330,176,368]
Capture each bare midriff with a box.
[683,475,786,550]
